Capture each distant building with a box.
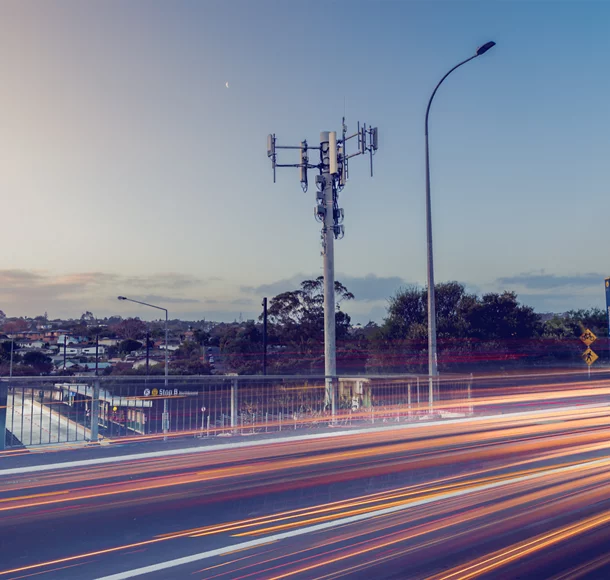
[57,334,87,346]
[59,344,107,357]
[132,359,161,370]
[157,342,180,351]
[16,339,46,349]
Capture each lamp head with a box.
[117,296,127,301]
[476,41,496,56]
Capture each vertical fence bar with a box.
[0,382,7,451]
[10,386,16,446]
[38,388,44,444]
[231,378,237,434]
[48,386,52,444]
[91,379,100,442]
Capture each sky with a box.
[1,0,609,324]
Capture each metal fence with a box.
[0,374,473,450]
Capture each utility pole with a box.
[268,120,378,413]
[95,330,99,376]
[63,335,67,373]
[145,329,150,376]
[262,297,268,376]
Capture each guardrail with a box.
[0,374,473,449]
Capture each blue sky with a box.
[1,0,608,323]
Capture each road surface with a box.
[2,376,610,578]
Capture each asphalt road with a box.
[2,377,610,579]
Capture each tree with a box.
[22,351,53,374]
[114,318,146,340]
[119,339,143,354]
[218,321,264,375]
[0,341,20,364]
[540,308,607,363]
[80,311,95,323]
[263,277,355,373]
[174,340,200,359]
[193,328,211,347]
[170,358,212,375]
[2,319,29,334]
[372,282,542,373]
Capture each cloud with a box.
[496,271,605,291]
[129,295,201,305]
[0,270,46,285]
[241,274,309,297]
[242,273,408,302]
[0,269,205,318]
[339,275,407,301]
[178,310,260,323]
[230,298,255,306]
[517,293,603,313]
[121,272,204,290]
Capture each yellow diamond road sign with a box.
[580,329,597,346]
[582,348,599,366]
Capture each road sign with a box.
[580,329,597,346]
[582,348,599,366]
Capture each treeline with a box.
[212,279,607,375]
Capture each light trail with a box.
[5,386,610,578]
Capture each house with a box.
[44,330,66,344]
[54,360,78,370]
[16,339,46,349]
[59,344,107,357]
[132,359,161,370]
[57,334,87,346]
[99,338,120,347]
[157,341,180,351]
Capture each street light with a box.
[117,296,169,437]
[424,41,496,391]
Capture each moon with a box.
[225,81,229,88]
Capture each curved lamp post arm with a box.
[425,55,477,136]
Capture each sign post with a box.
[580,329,598,379]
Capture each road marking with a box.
[95,454,610,579]
[1,402,607,477]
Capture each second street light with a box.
[424,41,495,401]
[117,296,170,438]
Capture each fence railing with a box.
[0,374,473,450]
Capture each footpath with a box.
[6,391,91,447]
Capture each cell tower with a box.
[267,119,379,413]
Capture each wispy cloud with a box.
[231,298,255,306]
[242,273,408,302]
[121,273,204,290]
[496,270,605,291]
[128,295,201,305]
[0,269,205,318]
